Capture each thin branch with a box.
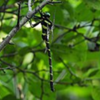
[28,0,32,12]
[52,29,71,44]
[59,57,78,78]
[16,2,21,28]
[0,0,8,30]
[0,52,17,58]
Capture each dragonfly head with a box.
[44,12,50,18]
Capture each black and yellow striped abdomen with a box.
[41,19,54,91]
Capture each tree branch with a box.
[0,0,51,51]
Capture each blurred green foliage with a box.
[0,0,100,100]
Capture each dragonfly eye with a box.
[44,12,50,18]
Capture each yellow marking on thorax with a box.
[50,73,53,75]
[50,80,53,82]
[44,20,51,25]
[49,57,52,59]
[48,49,50,51]
[42,25,47,29]
[42,33,46,35]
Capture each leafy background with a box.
[0,0,100,100]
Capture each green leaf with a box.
[92,86,100,100]
[29,80,41,98]
[2,94,21,100]
[84,68,99,78]
[18,46,30,56]
[75,2,93,22]
[85,0,100,10]
[0,85,10,99]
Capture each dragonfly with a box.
[31,11,54,91]
[16,2,54,91]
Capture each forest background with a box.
[0,0,100,100]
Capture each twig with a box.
[52,29,71,44]
[59,57,78,78]
[0,0,8,30]
[16,2,21,28]
[28,0,32,12]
